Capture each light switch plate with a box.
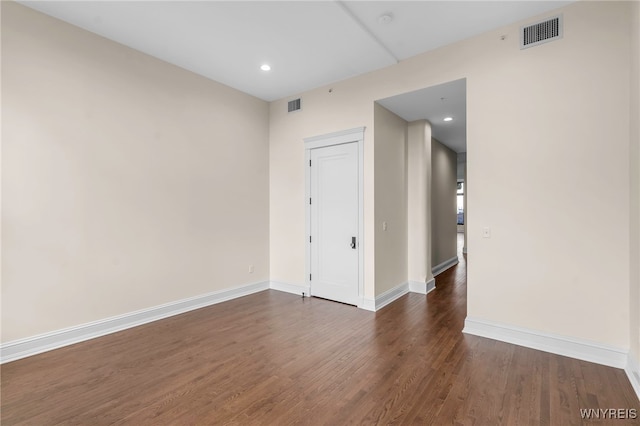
[482,227,491,238]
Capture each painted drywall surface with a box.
[1,3,270,342]
[431,138,458,268]
[373,104,408,294]
[467,1,631,348]
[270,1,632,347]
[630,0,640,364]
[407,120,433,284]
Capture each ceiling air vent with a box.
[288,98,301,113]
[520,15,563,50]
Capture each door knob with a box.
[351,237,356,249]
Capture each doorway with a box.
[304,128,364,306]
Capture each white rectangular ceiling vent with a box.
[520,15,563,50]
[288,98,301,113]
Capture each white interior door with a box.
[310,142,359,305]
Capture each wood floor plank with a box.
[2,238,639,425]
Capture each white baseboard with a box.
[373,282,410,311]
[426,277,436,293]
[626,354,640,400]
[362,279,437,312]
[463,317,628,368]
[269,281,310,297]
[359,297,376,312]
[432,256,459,276]
[408,281,425,294]
[1,281,270,364]
[408,278,436,295]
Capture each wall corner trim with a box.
[408,281,426,294]
[1,281,271,364]
[626,354,640,401]
[432,256,459,276]
[426,278,436,293]
[463,316,628,369]
[408,279,436,295]
[359,298,377,312]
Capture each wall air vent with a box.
[520,15,563,50]
[288,98,301,113]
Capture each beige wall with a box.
[467,2,630,347]
[270,1,632,347]
[373,104,408,294]
[630,0,640,364]
[407,120,433,284]
[431,138,458,268]
[1,3,270,342]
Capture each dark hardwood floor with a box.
[2,236,639,425]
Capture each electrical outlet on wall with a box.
[249,265,254,274]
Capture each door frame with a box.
[304,127,365,306]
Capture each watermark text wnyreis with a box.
[580,408,637,420]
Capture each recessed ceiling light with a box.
[260,64,271,71]
[443,117,453,122]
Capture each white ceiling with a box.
[19,0,573,152]
[377,78,466,153]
